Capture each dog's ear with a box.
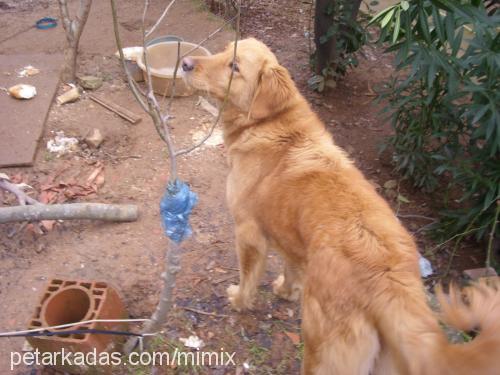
[248,62,295,120]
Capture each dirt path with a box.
[0,1,485,374]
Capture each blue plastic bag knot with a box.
[160,180,198,243]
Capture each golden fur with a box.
[183,38,500,374]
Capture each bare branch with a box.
[181,14,238,59]
[110,0,150,114]
[146,0,177,38]
[181,306,229,318]
[140,0,178,181]
[0,179,38,206]
[0,203,138,224]
[57,0,72,36]
[176,5,241,156]
[73,0,93,43]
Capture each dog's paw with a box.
[272,275,301,302]
[227,284,252,311]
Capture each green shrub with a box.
[371,0,499,242]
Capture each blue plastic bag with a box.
[160,180,198,243]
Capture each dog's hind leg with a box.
[227,220,268,310]
[273,261,302,302]
[302,308,380,375]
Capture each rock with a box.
[345,145,355,155]
[325,79,337,89]
[409,222,419,231]
[383,179,398,190]
[385,189,398,200]
[56,87,80,105]
[8,84,36,99]
[79,75,103,90]
[463,267,497,280]
[84,128,104,148]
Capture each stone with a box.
[384,179,398,190]
[385,189,398,200]
[79,75,103,90]
[84,128,104,148]
[345,145,355,155]
[463,267,497,280]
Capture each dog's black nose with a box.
[182,57,195,72]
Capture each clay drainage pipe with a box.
[41,286,94,330]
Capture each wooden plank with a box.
[89,94,142,124]
[0,53,63,167]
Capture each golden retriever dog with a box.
[182,38,500,374]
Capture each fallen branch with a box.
[0,203,138,223]
[0,179,38,206]
[181,306,229,318]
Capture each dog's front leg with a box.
[227,220,268,311]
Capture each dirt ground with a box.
[0,0,489,374]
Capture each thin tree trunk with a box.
[62,42,78,83]
[58,0,93,83]
[314,0,335,75]
[314,0,363,75]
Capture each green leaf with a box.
[432,6,445,43]
[451,27,464,56]
[369,5,397,26]
[418,8,431,43]
[392,9,402,44]
[471,105,489,124]
[401,1,410,11]
[397,194,410,203]
[430,0,453,12]
[381,7,396,28]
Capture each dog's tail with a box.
[435,278,500,374]
[377,278,500,375]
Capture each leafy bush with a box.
[371,0,499,242]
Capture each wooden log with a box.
[0,203,138,223]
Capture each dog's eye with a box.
[229,61,239,73]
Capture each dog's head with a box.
[183,38,296,120]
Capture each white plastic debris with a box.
[8,84,37,99]
[419,256,433,277]
[46,131,79,155]
[115,47,144,62]
[191,128,223,148]
[179,335,205,349]
[18,65,40,77]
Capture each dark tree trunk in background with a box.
[314,0,335,75]
[314,0,363,75]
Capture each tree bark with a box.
[58,0,93,83]
[0,203,138,223]
[62,44,78,83]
